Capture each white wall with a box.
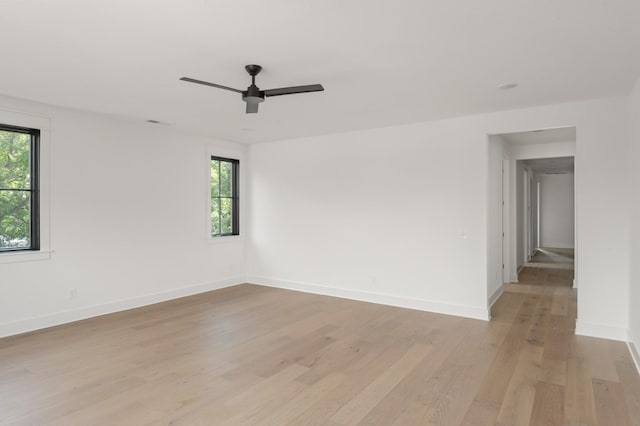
[248,96,631,337]
[515,161,536,269]
[629,77,640,368]
[532,174,539,249]
[248,120,490,320]
[0,95,246,337]
[528,172,535,255]
[502,153,513,283]
[509,141,576,159]
[539,173,575,248]
[1,94,633,343]
[516,162,525,269]
[487,135,505,306]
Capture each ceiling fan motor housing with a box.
[243,84,264,104]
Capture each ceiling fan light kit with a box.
[180,64,324,114]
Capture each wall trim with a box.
[575,320,628,341]
[487,284,505,319]
[0,276,244,339]
[628,339,640,376]
[247,276,490,321]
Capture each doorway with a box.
[487,127,577,309]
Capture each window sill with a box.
[208,235,244,245]
[0,250,52,264]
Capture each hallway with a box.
[491,247,640,424]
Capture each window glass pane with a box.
[220,198,232,234]
[220,161,232,197]
[209,157,238,237]
[211,160,220,198]
[0,130,31,189]
[211,198,220,236]
[0,190,31,249]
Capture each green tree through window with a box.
[0,124,40,251]
[211,156,239,236]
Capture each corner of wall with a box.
[247,276,491,322]
[628,74,640,376]
[628,338,640,375]
[575,320,628,342]
[488,284,504,310]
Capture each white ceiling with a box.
[1,1,639,144]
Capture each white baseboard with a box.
[487,284,505,319]
[575,320,628,341]
[247,276,490,321]
[0,276,245,339]
[628,339,640,376]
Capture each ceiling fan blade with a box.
[246,102,259,114]
[179,77,243,94]
[263,84,324,97]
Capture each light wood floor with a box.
[517,247,575,286]
[1,267,639,424]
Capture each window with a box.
[0,124,40,252]
[210,156,239,237]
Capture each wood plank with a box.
[291,338,420,424]
[564,357,598,424]
[593,378,632,425]
[550,287,569,316]
[495,343,542,425]
[459,398,502,425]
[330,343,430,424]
[529,381,565,426]
[473,294,539,405]
[224,363,309,408]
[359,318,474,424]
[616,360,640,423]
[257,373,345,425]
[543,314,570,361]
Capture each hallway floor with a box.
[516,247,574,287]
[490,246,640,424]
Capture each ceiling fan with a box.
[180,65,324,114]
